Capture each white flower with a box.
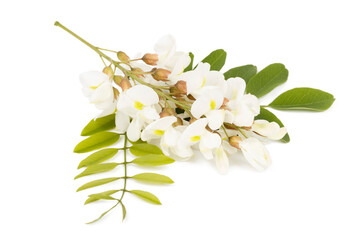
[178,118,222,159]
[181,62,225,98]
[116,85,160,141]
[252,120,287,140]
[79,71,114,110]
[154,35,190,83]
[225,77,260,127]
[215,146,229,174]
[191,89,231,130]
[141,116,180,155]
[238,137,271,171]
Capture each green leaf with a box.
[75,163,119,179]
[130,143,163,156]
[246,63,288,98]
[201,49,227,71]
[132,154,175,166]
[74,132,120,153]
[130,190,161,205]
[224,65,257,83]
[120,201,126,221]
[268,87,335,111]
[255,107,290,143]
[77,177,121,192]
[81,114,116,136]
[78,148,119,169]
[184,52,194,72]
[85,190,120,205]
[132,173,174,184]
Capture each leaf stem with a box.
[119,134,128,202]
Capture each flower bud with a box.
[229,136,242,149]
[103,66,114,78]
[170,87,182,98]
[117,51,130,62]
[175,80,187,95]
[187,94,196,101]
[172,117,183,127]
[114,75,123,86]
[142,53,159,66]
[152,68,171,81]
[160,108,176,118]
[220,97,229,109]
[120,77,132,91]
[113,87,120,100]
[132,68,144,78]
[189,118,198,124]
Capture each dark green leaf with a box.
[269,87,335,111]
[132,173,174,184]
[75,163,119,179]
[184,52,194,72]
[78,148,119,169]
[77,177,121,192]
[132,154,175,166]
[84,190,120,205]
[246,63,288,97]
[130,190,161,205]
[81,114,116,136]
[255,107,290,143]
[224,65,257,83]
[74,132,120,153]
[130,143,163,156]
[201,49,227,71]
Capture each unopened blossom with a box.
[181,62,226,97]
[224,77,260,127]
[79,71,115,110]
[116,85,160,141]
[252,120,287,140]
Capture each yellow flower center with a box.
[190,135,201,142]
[201,77,206,87]
[210,99,216,110]
[154,130,165,136]
[134,101,144,110]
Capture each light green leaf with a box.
[268,87,335,111]
[255,107,290,143]
[74,132,120,153]
[224,65,257,83]
[130,143,163,156]
[85,190,120,205]
[201,49,227,71]
[184,52,194,72]
[75,163,119,179]
[132,154,175,166]
[120,201,126,221]
[132,173,174,184]
[81,114,116,136]
[77,177,121,192]
[130,190,161,205]
[78,148,119,169]
[246,63,288,97]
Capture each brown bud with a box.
[220,97,229,109]
[175,80,187,95]
[160,108,175,118]
[119,77,132,91]
[117,51,130,62]
[172,117,183,127]
[142,53,159,66]
[189,118,198,124]
[152,68,171,81]
[114,75,123,86]
[229,136,242,149]
[103,66,114,78]
[223,122,237,130]
[187,94,196,101]
[132,68,144,78]
[170,87,182,98]
[113,87,120,100]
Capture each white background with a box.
[1,0,359,239]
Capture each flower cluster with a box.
[80,35,287,174]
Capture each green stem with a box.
[54,21,193,117]
[119,134,128,202]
